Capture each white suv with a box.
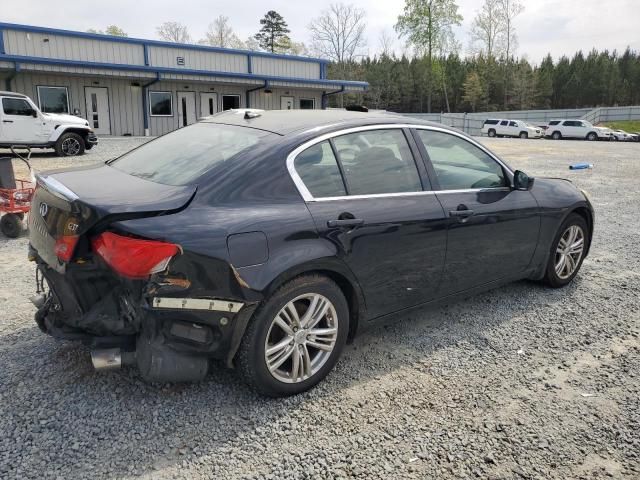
[545,119,611,141]
[0,91,97,156]
[482,119,542,139]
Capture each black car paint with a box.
[29,111,594,370]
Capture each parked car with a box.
[632,132,640,142]
[0,91,97,156]
[610,129,636,141]
[28,110,594,396]
[482,119,543,138]
[545,119,611,141]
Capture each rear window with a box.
[111,123,273,186]
[483,119,499,125]
[549,120,561,125]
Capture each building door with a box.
[177,91,197,127]
[200,93,218,118]
[280,96,294,110]
[84,87,111,135]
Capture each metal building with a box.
[0,23,368,136]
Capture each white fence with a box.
[402,106,640,136]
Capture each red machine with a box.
[0,147,35,238]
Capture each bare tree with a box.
[199,16,244,48]
[157,21,192,44]
[497,0,524,107]
[378,29,396,57]
[469,0,502,58]
[308,3,367,66]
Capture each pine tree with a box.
[254,11,291,53]
[462,71,486,112]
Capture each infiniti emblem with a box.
[39,202,48,218]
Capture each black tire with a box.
[0,213,22,238]
[586,132,598,141]
[85,143,93,151]
[543,213,589,288]
[552,131,562,140]
[55,132,85,157]
[236,274,349,397]
[611,135,618,142]
[519,131,528,139]
[488,129,496,138]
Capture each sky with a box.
[3,0,640,64]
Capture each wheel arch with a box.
[570,206,594,256]
[49,126,91,143]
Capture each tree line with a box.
[88,0,640,113]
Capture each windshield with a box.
[111,123,274,186]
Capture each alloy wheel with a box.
[264,293,338,384]
[61,138,81,156]
[554,225,585,280]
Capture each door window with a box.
[37,86,70,114]
[416,130,507,190]
[294,141,346,198]
[500,120,509,126]
[509,121,518,127]
[2,98,33,116]
[332,129,422,195]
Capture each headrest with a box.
[296,144,324,166]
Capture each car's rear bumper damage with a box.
[30,246,258,382]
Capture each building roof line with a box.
[0,22,331,65]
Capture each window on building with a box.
[294,141,346,198]
[222,95,240,111]
[2,98,34,116]
[300,98,315,110]
[149,91,173,116]
[37,86,69,114]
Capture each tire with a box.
[236,274,349,397]
[55,132,85,157]
[85,143,93,151]
[488,129,496,138]
[543,213,589,288]
[586,132,598,141]
[0,213,22,238]
[611,135,618,142]
[519,132,528,139]
[552,131,562,140]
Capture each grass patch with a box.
[600,120,640,132]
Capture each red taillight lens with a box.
[91,232,179,279]
[54,235,79,262]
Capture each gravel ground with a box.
[0,137,638,480]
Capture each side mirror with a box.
[31,109,38,118]
[514,170,534,191]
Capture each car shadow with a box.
[0,278,584,478]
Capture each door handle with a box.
[3,120,13,123]
[327,218,364,228]
[449,209,474,218]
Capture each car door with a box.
[1,97,42,143]
[289,127,448,318]
[497,120,509,136]
[509,121,520,137]
[413,128,540,296]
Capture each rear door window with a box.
[549,120,560,126]
[500,120,509,126]
[294,141,346,198]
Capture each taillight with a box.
[54,235,79,262]
[91,232,179,279]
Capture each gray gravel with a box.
[0,137,639,479]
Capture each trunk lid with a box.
[29,163,196,273]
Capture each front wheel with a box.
[520,132,528,139]
[55,132,85,157]
[0,213,23,238]
[544,214,589,288]
[552,131,562,140]
[236,275,349,397]
[587,132,598,141]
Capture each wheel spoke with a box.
[306,299,331,330]
[301,345,312,378]
[274,314,294,336]
[555,255,566,275]
[266,338,294,372]
[565,253,576,274]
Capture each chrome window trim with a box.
[286,123,514,203]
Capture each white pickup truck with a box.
[0,91,97,156]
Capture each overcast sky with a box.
[4,0,640,63]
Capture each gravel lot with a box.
[0,137,638,479]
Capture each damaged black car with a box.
[28,109,594,396]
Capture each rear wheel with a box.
[236,275,349,397]
[519,132,528,139]
[552,131,562,140]
[0,213,22,238]
[488,129,496,138]
[544,214,589,288]
[586,132,598,141]
[55,132,85,157]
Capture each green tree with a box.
[87,25,128,37]
[462,70,486,111]
[254,10,291,53]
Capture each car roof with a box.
[0,91,28,99]
[201,109,447,136]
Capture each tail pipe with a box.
[90,348,134,371]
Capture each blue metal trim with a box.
[0,53,369,89]
[143,44,150,66]
[247,54,252,74]
[322,86,346,109]
[5,62,18,91]
[142,73,161,131]
[246,80,269,108]
[320,63,327,80]
[0,22,331,65]
[0,28,5,55]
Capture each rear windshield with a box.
[111,123,274,186]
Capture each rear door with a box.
[413,128,540,295]
[289,126,447,318]
[496,120,510,136]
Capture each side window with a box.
[500,120,509,126]
[549,120,560,126]
[2,98,33,116]
[294,141,346,198]
[333,129,422,195]
[509,121,518,127]
[416,130,507,190]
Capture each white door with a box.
[200,93,218,119]
[280,96,294,110]
[496,119,509,136]
[85,87,111,135]
[0,96,42,143]
[177,92,197,127]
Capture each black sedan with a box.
[28,110,594,396]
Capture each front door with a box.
[414,128,540,295]
[0,96,42,143]
[84,87,111,135]
[280,96,294,110]
[200,93,218,119]
[177,91,196,127]
[291,128,447,318]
